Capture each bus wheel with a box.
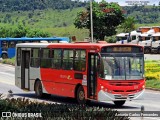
[76,86,86,104]
[2,54,8,59]
[144,48,150,54]
[113,101,126,107]
[35,80,44,98]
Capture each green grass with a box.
[146,79,160,89]
[0,57,15,65]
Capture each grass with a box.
[0,57,15,65]
[146,79,160,89]
[0,8,89,41]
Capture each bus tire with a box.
[76,86,86,104]
[35,80,44,98]
[2,54,8,59]
[144,48,151,54]
[113,100,126,107]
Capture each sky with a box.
[81,0,160,6]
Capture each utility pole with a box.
[90,0,94,43]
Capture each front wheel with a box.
[113,100,126,107]
[76,86,86,104]
[2,54,8,59]
[144,48,151,54]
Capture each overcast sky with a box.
[81,0,159,6]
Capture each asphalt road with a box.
[144,54,160,60]
[0,63,160,120]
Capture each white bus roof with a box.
[152,32,160,36]
[16,43,51,48]
[139,33,150,37]
[116,33,129,37]
[130,30,141,35]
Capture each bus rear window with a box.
[9,41,16,48]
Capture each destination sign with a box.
[101,46,143,53]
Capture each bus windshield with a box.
[99,53,144,80]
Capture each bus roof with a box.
[116,33,129,37]
[0,37,69,42]
[16,42,143,50]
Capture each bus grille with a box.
[113,90,124,92]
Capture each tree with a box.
[119,17,136,33]
[74,1,125,40]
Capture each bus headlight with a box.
[142,85,145,89]
[101,86,104,89]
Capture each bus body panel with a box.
[40,68,87,98]
[7,48,15,58]
[29,67,42,91]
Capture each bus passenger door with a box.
[21,51,30,90]
[87,53,98,99]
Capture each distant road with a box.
[144,54,160,60]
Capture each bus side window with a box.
[52,49,62,69]
[30,48,40,68]
[9,41,16,48]
[74,50,86,71]
[62,49,73,70]
[40,49,51,68]
[2,41,8,51]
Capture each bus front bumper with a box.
[98,89,145,102]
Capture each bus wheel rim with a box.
[79,91,84,100]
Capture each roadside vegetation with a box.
[145,60,160,89]
[0,94,129,120]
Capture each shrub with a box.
[0,97,129,120]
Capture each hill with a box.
[0,1,160,41]
[0,7,89,40]
[0,0,87,12]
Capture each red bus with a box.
[15,42,145,106]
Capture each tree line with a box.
[123,5,160,24]
[0,24,50,38]
[0,0,87,12]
